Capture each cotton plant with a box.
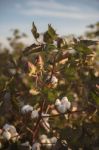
[2,124,19,142]
[46,75,58,88]
[21,104,51,132]
[0,22,98,150]
[55,97,71,113]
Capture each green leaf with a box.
[31,22,39,39]
[43,31,53,43]
[43,24,58,43]
[80,40,97,47]
[44,44,57,51]
[91,92,99,105]
[48,24,57,39]
[74,43,92,54]
[43,87,57,103]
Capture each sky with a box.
[0,0,99,46]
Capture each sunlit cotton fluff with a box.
[21,104,33,114]
[55,97,71,113]
[32,142,41,150]
[50,75,58,85]
[39,135,57,149]
[2,131,11,140]
[3,124,19,141]
[47,75,58,85]
[31,110,39,119]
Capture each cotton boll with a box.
[31,110,39,119]
[40,138,47,145]
[12,134,19,142]
[32,142,41,150]
[57,104,67,113]
[51,76,58,84]
[3,124,11,131]
[61,97,71,110]
[10,127,19,141]
[46,75,58,87]
[21,141,31,150]
[50,137,57,144]
[8,125,17,134]
[39,134,47,140]
[55,99,61,106]
[3,131,11,140]
[61,97,68,104]
[11,131,19,142]
[39,134,47,144]
[3,124,19,142]
[66,101,71,110]
[46,139,52,149]
[3,124,17,136]
[21,104,33,114]
[55,97,71,113]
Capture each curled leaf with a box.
[28,61,36,76]
[31,22,39,39]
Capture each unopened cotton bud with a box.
[3,131,11,140]
[21,104,33,114]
